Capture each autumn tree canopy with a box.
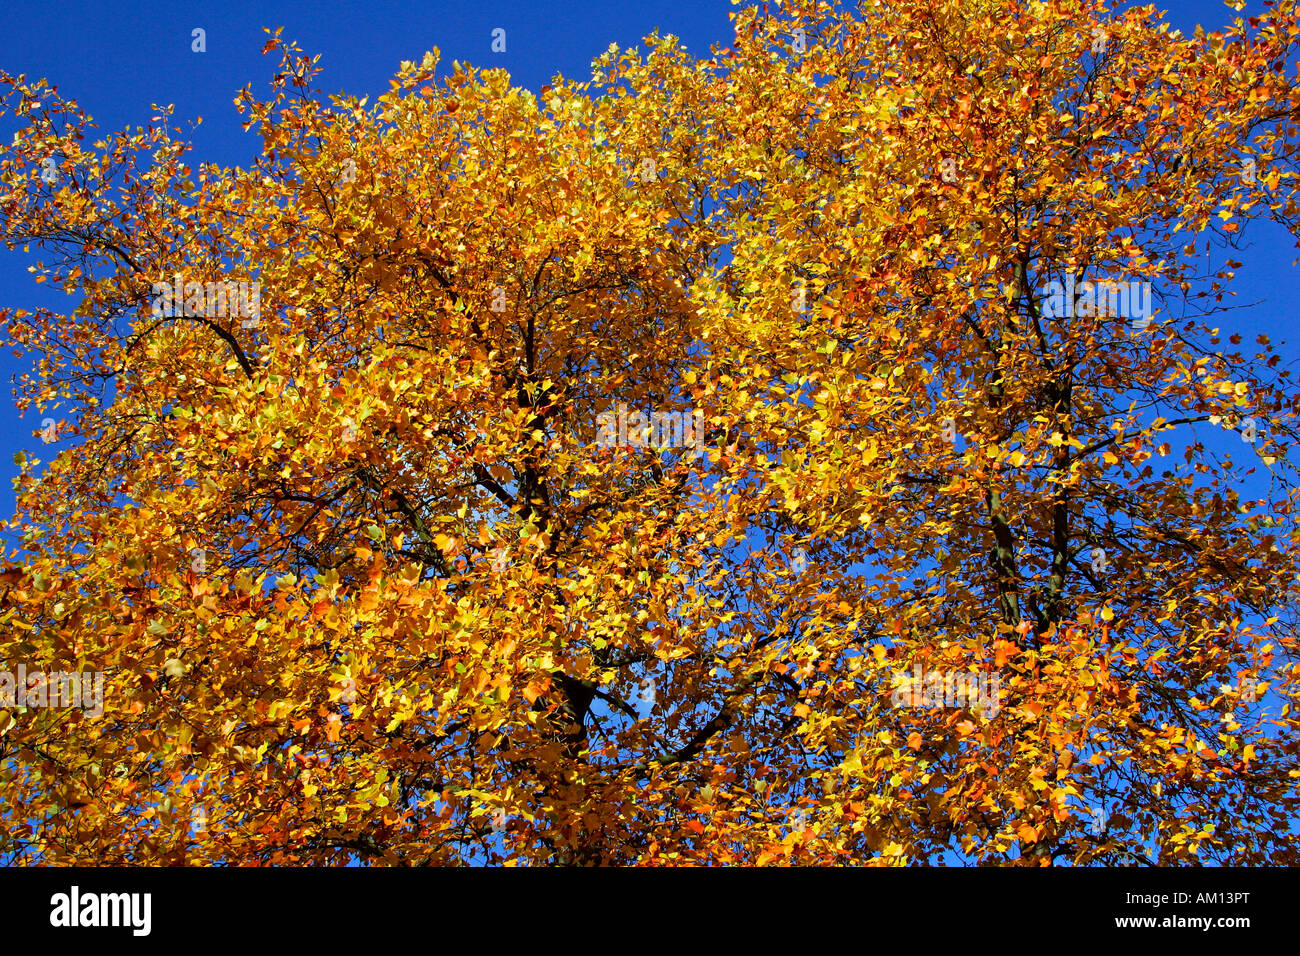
[3,0,1300,865]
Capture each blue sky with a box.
[1,0,1296,864]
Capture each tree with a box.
[2,0,1300,865]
